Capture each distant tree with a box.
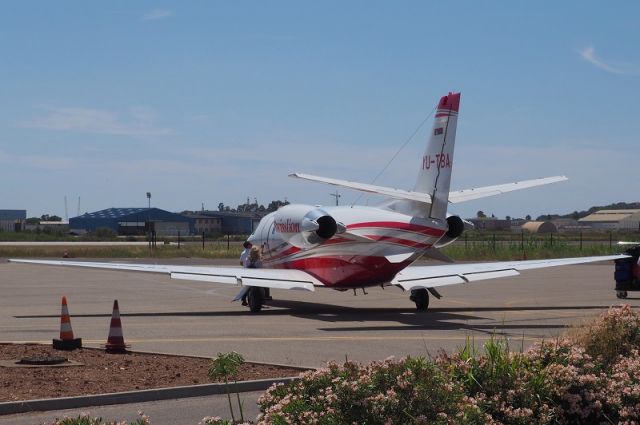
[40,214,62,222]
[525,214,532,221]
[26,217,40,225]
[218,203,224,212]
[477,210,487,218]
[505,215,511,221]
[267,200,290,212]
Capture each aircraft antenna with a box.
[351,104,436,206]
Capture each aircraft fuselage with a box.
[248,205,446,288]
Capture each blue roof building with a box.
[70,208,191,236]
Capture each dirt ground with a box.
[0,344,306,402]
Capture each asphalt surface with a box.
[0,391,264,425]
[1,257,636,424]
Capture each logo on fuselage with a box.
[274,219,300,233]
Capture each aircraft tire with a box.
[410,288,429,311]
[617,290,628,299]
[248,287,265,312]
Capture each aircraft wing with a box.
[8,259,320,292]
[448,176,568,203]
[391,254,627,291]
[289,172,431,204]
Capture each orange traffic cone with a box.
[104,300,128,353]
[53,296,82,350]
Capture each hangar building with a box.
[183,213,223,235]
[70,208,190,236]
[578,209,640,231]
[197,211,262,235]
[521,221,558,234]
[0,209,26,232]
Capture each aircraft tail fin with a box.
[413,92,460,220]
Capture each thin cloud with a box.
[25,106,173,137]
[142,9,172,21]
[579,46,635,75]
[0,149,76,171]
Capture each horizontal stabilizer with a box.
[289,173,432,204]
[291,173,568,205]
[449,176,568,203]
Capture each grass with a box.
[441,239,620,261]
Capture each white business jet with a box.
[11,93,626,312]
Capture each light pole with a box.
[330,191,341,206]
[146,192,152,248]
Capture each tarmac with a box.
[0,257,636,424]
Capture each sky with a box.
[1,1,638,220]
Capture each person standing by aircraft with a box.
[239,241,252,266]
[242,245,266,306]
[248,246,272,300]
[240,241,253,306]
[247,246,262,269]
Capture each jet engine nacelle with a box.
[272,204,341,249]
[433,215,474,248]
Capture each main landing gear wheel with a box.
[248,287,265,312]
[617,290,629,299]
[410,288,429,311]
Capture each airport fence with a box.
[441,230,635,261]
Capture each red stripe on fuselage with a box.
[364,235,431,249]
[323,235,431,249]
[348,221,445,237]
[266,245,301,262]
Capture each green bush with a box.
[258,305,640,424]
[45,412,149,425]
